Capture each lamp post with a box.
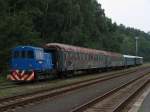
[135,36,139,56]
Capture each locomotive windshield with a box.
[13,51,34,59]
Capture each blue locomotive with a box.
[7,43,143,81]
[9,46,54,81]
[12,46,53,71]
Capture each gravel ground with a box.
[13,68,147,112]
[138,89,150,112]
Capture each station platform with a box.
[138,92,150,112]
[128,85,150,112]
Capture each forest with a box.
[0,0,150,72]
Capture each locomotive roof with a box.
[45,43,122,57]
[135,56,143,59]
[13,46,43,51]
[123,55,143,59]
[123,55,136,58]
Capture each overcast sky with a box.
[98,0,150,32]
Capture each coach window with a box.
[66,53,68,59]
[71,52,73,59]
[69,52,71,59]
[79,53,81,60]
[78,53,80,60]
[103,56,105,61]
[83,54,84,60]
[96,55,98,61]
[86,54,89,61]
[74,53,76,59]
[64,53,66,60]
[86,54,88,60]
[81,53,82,60]
[86,54,87,60]
[76,53,78,59]
[68,52,70,58]
[75,53,77,59]
[89,54,91,60]
[84,54,86,60]
[94,55,96,61]
[99,56,101,61]
[71,52,73,58]
[90,54,92,60]
[81,53,83,60]
[65,53,67,59]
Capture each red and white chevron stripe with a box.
[7,70,35,81]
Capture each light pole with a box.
[135,36,139,56]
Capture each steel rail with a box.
[71,69,150,112]
[0,68,136,91]
[0,68,137,102]
[0,67,149,111]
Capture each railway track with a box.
[0,66,144,91]
[71,68,150,112]
[0,68,136,91]
[0,67,149,112]
[0,68,139,101]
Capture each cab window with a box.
[13,50,34,59]
[22,51,26,58]
[27,51,34,58]
[14,51,20,58]
[35,50,44,60]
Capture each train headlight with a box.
[38,61,43,64]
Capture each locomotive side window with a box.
[27,51,34,58]
[14,51,20,58]
[22,51,26,58]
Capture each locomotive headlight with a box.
[38,61,43,64]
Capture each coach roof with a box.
[45,43,122,57]
[45,43,107,54]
